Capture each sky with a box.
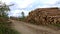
[1,0,60,17]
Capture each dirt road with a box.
[10,20,60,34]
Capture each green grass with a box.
[0,22,20,34]
[53,24,60,27]
[0,27,20,34]
[19,17,25,21]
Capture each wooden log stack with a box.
[25,7,60,25]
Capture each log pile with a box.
[25,7,60,25]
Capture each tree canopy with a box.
[0,2,14,17]
[0,2,10,16]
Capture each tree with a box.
[0,3,9,16]
[21,11,25,18]
[0,2,20,34]
[0,2,14,17]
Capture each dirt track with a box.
[10,20,60,34]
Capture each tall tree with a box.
[0,2,14,17]
[0,2,9,16]
[21,11,25,18]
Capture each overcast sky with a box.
[1,0,60,17]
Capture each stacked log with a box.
[25,7,60,25]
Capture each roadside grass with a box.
[0,27,20,34]
[19,17,25,21]
[0,22,20,34]
[53,24,60,27]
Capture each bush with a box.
[0,26,20,34]
[0,17,20,34]
[0,22,20,34]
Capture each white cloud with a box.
[2,0,35,8]
[39,0,58,4]
[37,5,58,8]
[1,0,60,17]
[8,9,29,17]
[16,0,35,8]
[9,10,23,17]
[1,0,60,8]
